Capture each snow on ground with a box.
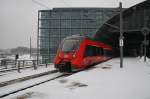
[0,72,62,96]
[3,58,150,99]
[18,54,34,60]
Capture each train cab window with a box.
[61,39,80,53]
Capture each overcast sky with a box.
[0,0,145,49]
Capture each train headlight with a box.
[73,54,76,58]
[59,54,61,58]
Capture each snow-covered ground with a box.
[17,54,34,61]
[0,64,59,97]
[2,57,150,99]
[0,71,62,97]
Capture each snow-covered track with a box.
[0,70,58,87]
[0,64,103,98]
[0,73,68,98]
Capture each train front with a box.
[54,36,82,72]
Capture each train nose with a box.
[55,62,72,72]
[62,53,73,60]
[64,54,69,58]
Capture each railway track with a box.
[0,61,108,98]
[0,73,68,98]
[0,70,58,87]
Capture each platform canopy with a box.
[94,0,150,57]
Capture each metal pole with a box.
[144,9,147,62]
[119,2,124,68]
[140,43,143,57]
[18,61,21,73]
[48,34,50,63]
[144,36,147,62]
[30,36,32,58]
[141,27,149,62]
[37,11,40,65]
[33,60,37,70]
[48,11,51,64]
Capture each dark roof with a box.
[95,0,149,35]
[39,7,118,12]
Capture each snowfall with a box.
[1,57,150,99]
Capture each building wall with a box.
[38,8,118,63]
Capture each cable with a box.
[32,0,50,9]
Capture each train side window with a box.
[94,47,103,56]
[98,47,103,55]
[84,45,104,57]
[84,45,95,57]
[101,48,104,55]
[104,50,112,56]
[95,47,99,56]
[93,46,97,56]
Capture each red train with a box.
[54,35,113,72]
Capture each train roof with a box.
[64,35,87,40]
[64,34,103,42]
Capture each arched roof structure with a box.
[94,0,150,56]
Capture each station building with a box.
[38,1,150,63]
[37,8,118,63]
[95,0,150,57]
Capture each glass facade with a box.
[38,8,118,63]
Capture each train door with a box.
[83,45,93,66]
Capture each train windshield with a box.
[61,39,80,52]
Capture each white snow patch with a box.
[3,58,150,99]
[18,54,34,60]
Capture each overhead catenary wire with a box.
[32,0,50,9]
[32,0,71,8]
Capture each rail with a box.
[0,73,68,98]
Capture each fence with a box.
[0,59,50,73]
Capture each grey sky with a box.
[0,0,145,49]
